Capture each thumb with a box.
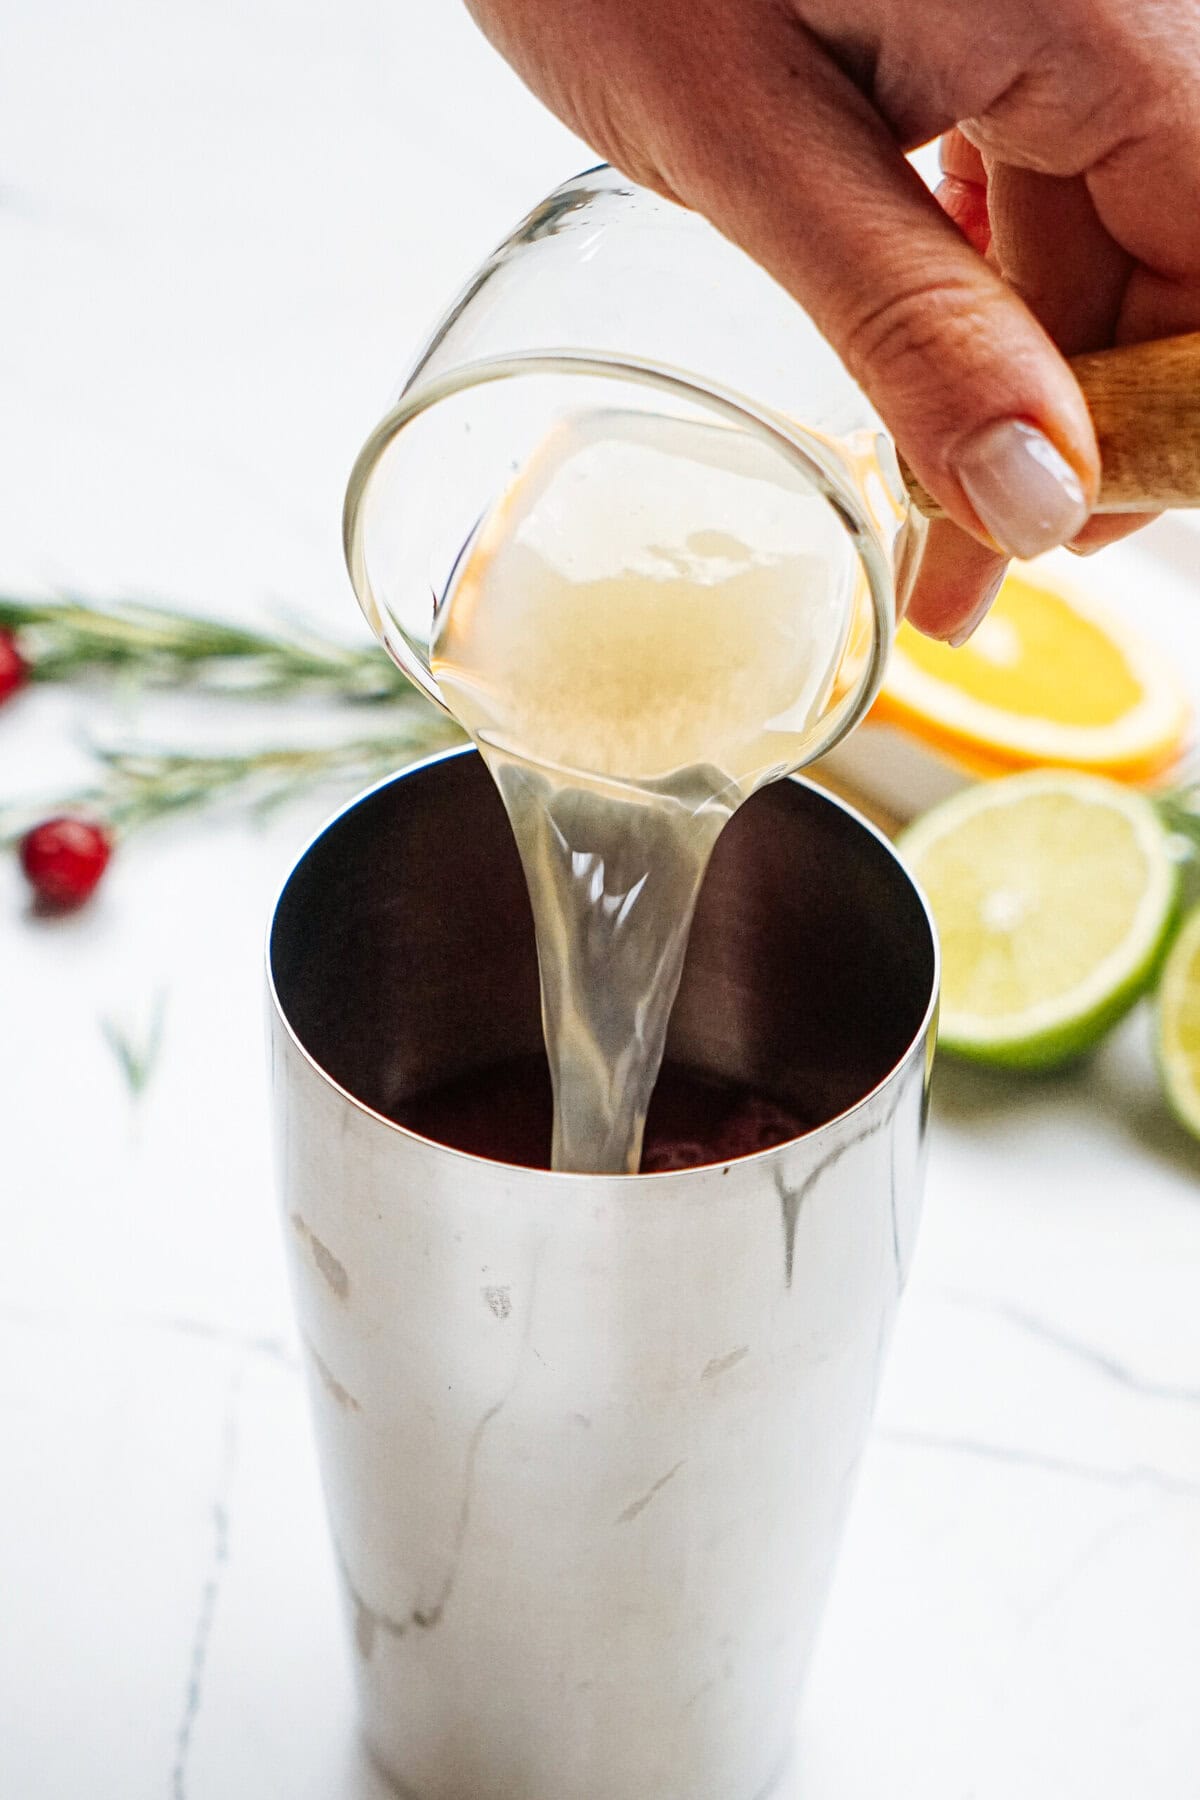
[660,23,1097,560]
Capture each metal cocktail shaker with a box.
[268,747,937,1800]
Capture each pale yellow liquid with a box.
[432,409,856,1173]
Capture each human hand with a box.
[468,0,1200,640]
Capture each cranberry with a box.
[19,817,113,909]
[0,631,26,704]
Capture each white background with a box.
[2,3,1199,1796]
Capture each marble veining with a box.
[0,1298,299,1370]
[3,1,1200,1794]
[171,1361,247,1800]
[877,1428,1200,1501]
[940,1288,1200,1406]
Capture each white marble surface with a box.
[2,4,1200,1796]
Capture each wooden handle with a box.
[901,329,1200,518]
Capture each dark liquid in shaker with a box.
[392,1054,810,1174]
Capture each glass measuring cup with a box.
[344,164,923,776]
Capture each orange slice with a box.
[874,564,1192,783]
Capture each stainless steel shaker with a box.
[268,746,937,1800]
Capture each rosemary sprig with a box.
[0,591,412,702]
[0,716,464,848]
[101,989,168,1101]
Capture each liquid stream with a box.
[432,408,855,1173]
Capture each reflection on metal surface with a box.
[268,749,938,1800]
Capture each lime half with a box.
[899,771,1179,1070]
[1158,903,1200,1138]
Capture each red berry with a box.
[19,817,113,909]
[0,631,26,703]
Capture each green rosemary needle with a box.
[0,591,411,702]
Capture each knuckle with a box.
[968,20,1160,175]
[562,70,685,203]
[841,278,999,396]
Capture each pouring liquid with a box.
[432,409,856,1174]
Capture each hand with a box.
[468,0,1200,639]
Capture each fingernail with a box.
[948,566,1007,648]
[953,420,1089,558]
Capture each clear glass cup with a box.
[343,164,924,774]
